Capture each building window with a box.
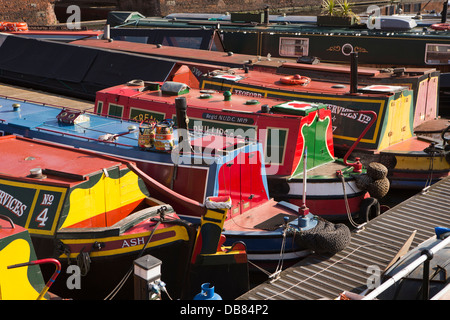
[413,3,421,12]
[425,43,450,65]
[279,37,309,57]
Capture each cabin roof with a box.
[70,38,288,68]
[202,68,407,96]
[101,81,330,115]
[0,135,125,186]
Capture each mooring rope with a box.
[338,172,362,228]
[423,150,436,191]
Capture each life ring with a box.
[0,22,28,32]
[431,23,450,31]
[357,197,380,223]
[280,74,311,86]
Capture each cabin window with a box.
[265,127,287,166]
[108,103,123,118]
[116,36,149,44]
[425,44,450,65]
[162,36,203,49]
[279,37,309,57]
[96,101,103,114]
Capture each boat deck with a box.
[237,175,450,300]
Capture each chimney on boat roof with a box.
[29,168,45,179]
[350,52,358,95]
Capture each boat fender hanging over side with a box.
[357,197,380,224]
[280,74,311,86]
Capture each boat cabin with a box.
[95,80,336,180]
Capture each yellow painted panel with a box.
[61,171,147,229]
[0,239,41,300]
[378,92,413,150]
[395,155,450,171]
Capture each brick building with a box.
[0,0,58,25]
[0,0,447,25]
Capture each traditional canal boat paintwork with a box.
[95,81,335,177]
[0,216,50,300]
[0,98,315,266]
[0,135,194,299]
[0,97,353,270]
[93,81,376,220]
[71,38,440,123]
[0,96,270,219]
[200,69,415,151]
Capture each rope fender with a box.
[290,218,351,254]
[354,162,390,199]
[205,197,232,209]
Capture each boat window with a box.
[116,36,149,44]
[425,44,450,65]
[96,101,103,114]
[108,103,123,118]
[279,37,309,57]
[162,36,203,49]
[265,127,287,166]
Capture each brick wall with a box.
[118,0,320,17]
[0,0,58,25]
[119,0,447,17]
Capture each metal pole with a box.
[302,147,307,207]
[350,52,358,94]
[362,234,450,300]
[442,1,448,23]
[422,249,433,300]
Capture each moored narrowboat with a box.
[111,11,450,73]
[0,98,352,269]
[94,79,392,219]
[0,135,194,299]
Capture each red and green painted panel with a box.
[271,101,335,177]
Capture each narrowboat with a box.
[93,80,384,221]
[112,10,450,74]
[71,37,442,119]
[0,214,61,300]
[0,33,222,101]
[375,127,450,189]
[0,98,351,268]
[0,134,195,299]
[199,67,449,189]
[104,9,449,115]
